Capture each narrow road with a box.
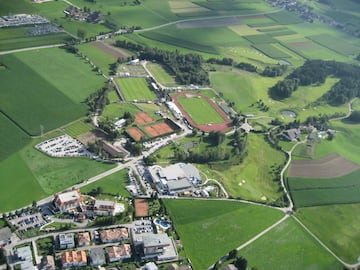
[0,44,65,55]
[201,179,229,198]
[330,98,357,122]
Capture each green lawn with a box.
[241,218,343,270]
[101,102,141,122]
[177,95,224,125]
[63,119,94,138]
[296,204,360,263]
[81,169,130,198]
[116,78,157,101]
[164,199,284,270]
[288,169,360,207]
[146,63,177,86]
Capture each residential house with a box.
[106,244,132,262]
[54,189,83,212]
[90,247,105,266]
[100,228,128,243]
[94,199,116,216]
[58,233,75,249]
[77,232,91,247]
[61,250,87,268]
[39,255,55,270]
[282,128,300,141]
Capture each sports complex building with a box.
[148,163,202,195]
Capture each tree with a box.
[228,249,238,259]
[234,256,248,270]
[77,29,86,39]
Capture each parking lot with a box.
[36,135,93,158]
[9,212,46,233]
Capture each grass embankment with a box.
[164,199,283,270]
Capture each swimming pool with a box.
[154,218,170,229]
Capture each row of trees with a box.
[269,60,360,105]
[114,40,209,85]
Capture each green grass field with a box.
[0,27,69,52]
[77,43,116,75]
[243,34,278,44]
[164,199,284,270]
[146,62,177,86]
[101,102,141,122]
[81,169,130,198]
[296,204,360,263]
[116,78,157,101]
[0,113,30,161]
[0,0,36,15]
[241,217,343,270]
[177,95,224,125]
[288,169,360,207]
[63,119,94,138]
[0,132,115,212]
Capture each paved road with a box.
[0,44,65,55]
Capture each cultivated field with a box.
[241,218,343,270]
[116,78,157,101]
[0,113,30,161]
[288,168,360,207]
[164,199,283,270]
[296,204,360,263]
[289,154,360,178]
[0,49,105,135]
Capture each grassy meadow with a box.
[62,119,94,138]
[164,199,283,270]
[241,218,343,270]
[296,204,360,263]
[81,169,131,198]
[145,62,177,86]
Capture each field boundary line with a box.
[292,215,360,269]
[135,9,283,32]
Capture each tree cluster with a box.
[269,60,360,105]
[86,86,110,113]
[235,62,257,72]
[348,110,360,123]
[262,64,287,77]
[114,40,209,85]
[207,57,234,66]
